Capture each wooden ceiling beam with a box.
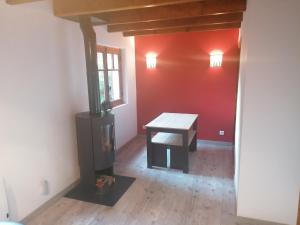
[123,22,241,36]
[53,0,204,17]
[6,0,43,4]
[107,13,243,32]
[96,0,246,25]
[60,16,107,26]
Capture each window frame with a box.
[97,45,124,108]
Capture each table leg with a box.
[190,119,198,152]
[146,129,152,169]
[182,131,189,173]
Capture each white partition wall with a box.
[235,0,300,225]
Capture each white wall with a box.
[94,26,137,150]
[234,28,248,196]
[235,0,300,224]
[0,0,137,221]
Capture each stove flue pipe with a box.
[79,16,101,114]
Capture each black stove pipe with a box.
[79,16,101,114]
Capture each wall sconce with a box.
[146,53,157,69]
[210,50,223,68]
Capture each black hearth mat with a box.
[65,175,136,207]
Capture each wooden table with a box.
[145,113,198,173]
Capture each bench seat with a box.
[150,130,197,172]
[151,130,196,147]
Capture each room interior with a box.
[0,0,299,225]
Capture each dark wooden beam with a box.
[107,13,243,32]
[6,0,43,4]
[53,0,204,17]
[96,0,246,25]
[62,16,107,26]
[123,22,241,36]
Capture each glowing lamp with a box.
[146,53,157,69]
[210,50,223,68]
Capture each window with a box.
[97,45,123,107]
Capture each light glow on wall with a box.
[146,53,157,69]
[210,50,223,68]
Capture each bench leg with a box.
[170,146,182,169]
[183,132,189,173]
[182,150,189,173]
[189,135,197,152]
[170,146,189,173]
[146,129,152,169]
[152,144,167,168]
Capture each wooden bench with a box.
[150,130,197,171]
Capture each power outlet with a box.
[41,179,49,195]
[219,130,225,136]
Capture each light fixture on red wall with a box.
[210,50,223,68]
[146,53,157,69]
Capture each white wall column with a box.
[235,1,300,224]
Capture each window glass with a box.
[98,71,106,104]
[112,71,120,100]
[113,54,119,69]
[107,53,113,70]
[97,46,123,107]
[97,53,104,70]
[108,71,120,101]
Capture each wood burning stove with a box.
[65,16,135,207]
[76,112,115,188]
[75,17,116,188]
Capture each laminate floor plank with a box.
[25,136,281,225]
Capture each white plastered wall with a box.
[235,0,300,224]
[0,0,137,221]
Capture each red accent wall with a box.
[135,29,240,142]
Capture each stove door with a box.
[92,113,115,171]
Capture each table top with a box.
[145,113,198,131]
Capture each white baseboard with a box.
[21,179,80,224]
[236,216,288,225]
[198,139,233,146]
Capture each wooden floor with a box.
[26,136,278,225]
